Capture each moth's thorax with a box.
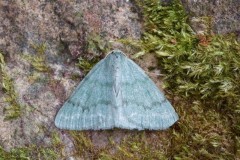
[106,51,125,72]
[107,50,125,60]
[112,52,122,99]
[110,51,124,125]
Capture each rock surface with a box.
[181,0,239,35]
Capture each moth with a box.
[55,50,178,130]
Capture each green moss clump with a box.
[70,131,95,158]
[23,43,50,73]
[108,132,168,159]
[0,53,22,120]
[76,33,111,75]
[86,34,111,56]
[171,102,234,159]
[69,131,169,159]
[0,132,62,159]
[0,144,59,160]
[132,0,240,109]
[76,57,99,74]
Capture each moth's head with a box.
[107,50,126,59]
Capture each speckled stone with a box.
[181,0,240,35]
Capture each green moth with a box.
[55,50,178,130]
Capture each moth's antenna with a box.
[105,50,127,58]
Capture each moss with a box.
[0,146,30,160]
[0,145,59,160]
[86,33,111,55]
[0,131,62,159]
[76,33,111,75]
[170,101,234,159]
[130,0,240,107]
[23,43,50,73]
[69,130,169,159]
[0,53,22,120]
[76,57,98,74]
[70,131,95,158]
[111,132,168,159]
